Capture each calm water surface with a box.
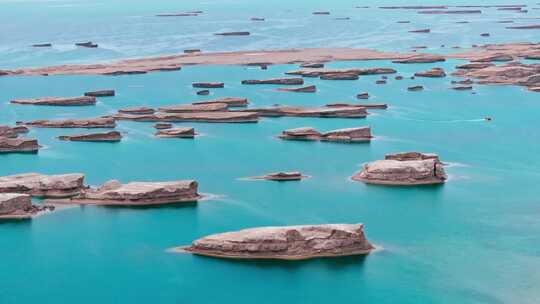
[1,1,540,303]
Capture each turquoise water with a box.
[2,1,540,303]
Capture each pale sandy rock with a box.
[183,224,374,260]
[10,96,96,106]
[0,173,85,197]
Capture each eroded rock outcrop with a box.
[0,138,40,153]
[45,180,200,206]
[114,111,258,123]
[241,78,304,85]
[285,67,396,77]
[352,152,447,185]
[238,106,367,118]
[279,126,372,142]
[0,173,85,197]
[250,171,307,181]
[408,85,424,91]
[58,131,122,142]
[326,102,387,109]
[192,97,248,107]
[275,85,316,92]
[10,96,96,106]
[182,224,374,260]
[192,82,224,88]
[321,73,358,80]
[0,193,55,220]
[154,123,173,129]
[84,90,115,97]
[392,55,445,64]
[214,32,250,36]
[158,103,228,113]
[155,127,196,138]
[0,125,28,138]
[22,117,116,128]
[414,67,446,77]
[118,107,155,115]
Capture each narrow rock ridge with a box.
[250,171,307,181]
[45,180,200,206]
[0,173,86,198]
[0,125,28,138]
[275,85,316,92]
[352,152,447,185]
[84,90,115,97]
[326,102,387,109]
[279,126,372,142]
[241,78,304,85]
[237,106,368,118]
[192,97,248,107]
[158,103,228,113]
[21,117,116,128]
[57,131,122,142]
[114,111,259,123]
[285,67,396,77]
[10,96,96,106]
[155,127,196,138]
[192,82,224,88]
[182,223,374,260]
[414,68,446,77]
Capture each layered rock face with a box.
[118,107,156,114]
[158,103,228,113]
[10,96,96,106]
[392,55,445,63]
[252,171,306,181]
[414,68,446,77]
[0,193,31,215]
[114,111,258,123]
[285,67,396,77]
[57,131,122,142]
[279,126,372,142]
[239,106,367,118]
[0,173,85,197]
[241,78,304,85]
[46,180,200,206]
[155,127,196,138]
[154,123,173,129]
[0,138,40,153]
[22,117,116,128]
[452,61,540,89]
[352,152,447,185]
[184,224,374,260]
[0,125,28,138]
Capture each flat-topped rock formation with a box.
[214,32,250,36]
[250,171,307,181]
[238,106,367,118]
[84,90,115,97]
[118,107,155,114]
[506,25,540,30]
[321,73,358,80]
[75,41,98,48]
[158,103,228,113]
[352,152,447,185]
[196,90,209,95]
[32,43,52,47]
[182,223,374,260]
[154,123,173,129]
[357,92,369,99]
[380,5,447,9]
[326,102,387,109]
[408,85,424,91]
[192,82,224,88]
[0,137,40,153]
[58,131,122,142]
[0,125,28,138]
[45,180,200,206]
[471,54,513,62]
[10,96,96,106]
[409,29,431,33]
[392,54,445,63]
[241,78,304,85]
[312,11,330,15]
[155,127,196,138]
[0,48,411,76]
[0,193,55,220]
[184,49,201,53]
[250,17,265,21]
[285,67,396,77]
[456,63,494,69]
[156,12,199,17]
[451,85,473,90]
[451,61,540,89]
[192,97,248,107]
[299,62,324,68]
[279,126,372,142]
[276,85,316,92]
[114,111,258,123]
[415,68,446,77]
[0,173,85,198]
[21,117,116,128]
